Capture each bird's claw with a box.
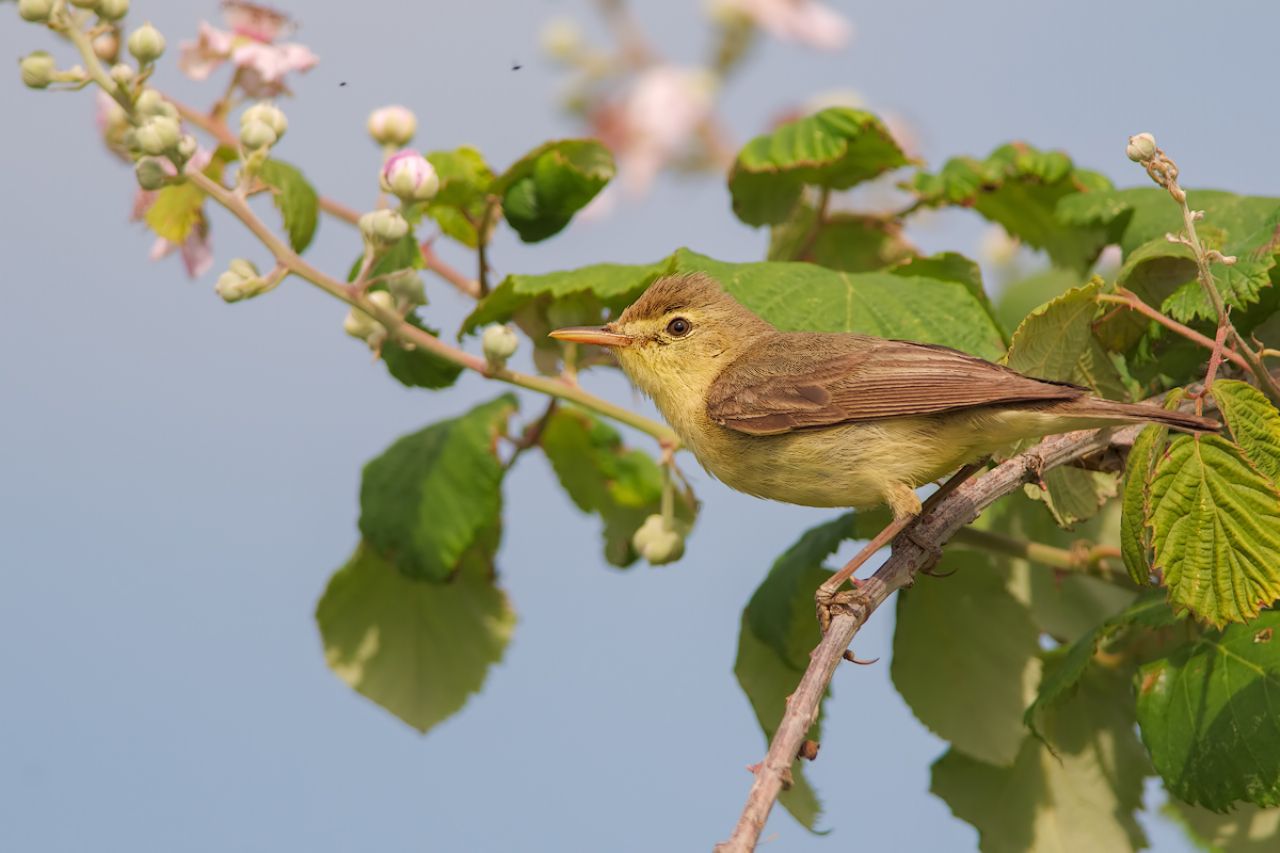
[815,585,872,634]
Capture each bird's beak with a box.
[549,325,635,348]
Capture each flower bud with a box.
[241,102,287,139]
[96,0,129,21]
[134,115,181,155]
[92,31,120,61]
[20,51,56,89]
[127,22,165,64]
[134,156,170,190]
[343,290,396,343]
[358,209,410,246]
[380,149,439,202]
[239,118,277,151]
[1126,132,1157,163]
[18,0,55,23]
[384,269,426,307]
[109,62,135,87]
[632,514,687,565]
[134,88,166,115]
[540,18,583,60]
[174,134,198,165]
[69,0,100,8]
[367,105,416,147]
[482,324,519,367]
[215,259,274,303]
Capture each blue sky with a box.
[3,1,1276,850]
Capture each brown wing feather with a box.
[705,333,1086,435]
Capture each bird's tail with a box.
[1045,397,1220,433]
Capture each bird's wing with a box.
[705,334,1086,436]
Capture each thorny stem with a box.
[1096,290,1252,373]
[949,527,1135,588]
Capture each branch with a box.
[1096,289,1252,374]
[949,526,1133,588]
[714,421,1144,852]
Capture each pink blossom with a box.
[380,150,439,201]
[131,148,216,279]
[179,2,317,97]
[720,0,853,51]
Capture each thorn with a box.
[843,650,880,665]
[921,565,958,578]
[746,762,762,775]
[798,740,820,761]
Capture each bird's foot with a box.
[815,584,873,634]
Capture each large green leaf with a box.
[467,248,1008,360]
[1120,424,1167,585]
[1149,435,1280,626]
[1136,611,1280,810]
[767,206,915,272]
[1212,380,1280,482]
[911,143,1112,272]
[1162,257,1275,324]
[539,406,691,566]
[258,159,319,253]
[315,535,515,733]
[424,146,494,248]
[382,313,464,390]
[931,666,1149,853]
[729,108,909,227]
[892,551,1040,766]
[1165,799,1280,852]
[995,268,1081,335]
[359,396,517,581]
[493,139,614,243]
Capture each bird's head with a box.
[549,272,772,405]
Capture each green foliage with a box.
[767,203,915,272]
[424,146,494,248]
[911,143,1112,272]
[464,247,1007,360]
[891,551,1040,765]
[358,396,516,581]
[258,159,319,253]
[1136,611,1280,811]
[315,535,514,733]
[382,314,464,390]
[492,140,614,242]
[1165,800,1280,852]
[931,666,1150,853]
[144,181,205,244]
[1121,424,1166,585]
[729,107,909,227]
[539,406,693,566]
[1212,380,1280,482]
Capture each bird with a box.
[549,272,1217,610]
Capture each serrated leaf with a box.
[1023,468,1119,529]
[1162,257,1274,324]
[1025,591,1177,736]
[995,268,1081,334]
[539,406,691,566]
[912,143,1112,272]
[730,108,909,226]
[767,205,915,272]
[315,535,515,733]
[144,181,205,244]
[359,396,517,581]
[492,139,613,242]
[932,666,1149,853]
[1212,380,1280,481]
[1121,424,1168,585]
[1149,435,1280,625]
[1164,799,1280,852]
[423,146,494,248]
[1136,612,1280,810]
[892,551,1040,765]
[381,313,464,390]
[258,159,319,253]
[466,248,1008,360]
[1058,188,1280,256]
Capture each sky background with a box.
[3,1,1278,851]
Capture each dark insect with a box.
[339,81,347,87]
[511,61,523,71]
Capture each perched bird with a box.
[550,273,1216,603]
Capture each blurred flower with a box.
[380,150,439,202]
[592,66,716,194]
[179,1,317,97]
[131,148,216,278]
[715,0,852,51]
[979,225,1020,269]
[367,105,417,147]
[127,22,167,64]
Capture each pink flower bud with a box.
[379,150,439,202]
[367,105,417,147]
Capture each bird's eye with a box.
[666,317,692,337]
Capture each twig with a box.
[1096,289,1252,373]
[714,422,1144,852]
[421,240,481,298]
[949,527,1134,588]
[476,196,499,297]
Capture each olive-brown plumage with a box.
[550,272,1217,520]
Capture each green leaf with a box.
[467,247,1007,359]
[1163,257,1275,324]
[358,396,517,581]
[1212,380,1280,481]
[1136,611,1280,810]
[729,108,909,226]
[994,268,1081,333]
[767,205,915,272]
[424,146,494,248]
[892,551,1040,765]
[1003,279,1127,398]
[382,313,464,390]
[144,181,205,244]
[1121,423,1168,585]
[1025,591,1177,736]
[315,535,515,733]
[258,159,319,253]
[1164,799,1280,852]
[347,233,424,282]
[932,666,1149,853]
[1058,188,1280,256]
[1149,435,1280,626]
[911,143,1112,272]
[1023,468,1119,529]
[539,406,691,566]
[493,139,614,242]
